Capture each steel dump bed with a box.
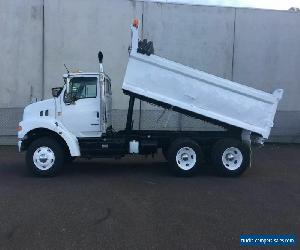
[122,26,283,139]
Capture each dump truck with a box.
[17,20,283,177]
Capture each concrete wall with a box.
[44,0,143,110]
[0,0,43,144]
[0,0,300,144]
[0,0,43,108]
[233,8,300,142]
[143,4,235,79]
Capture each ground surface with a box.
[0,144,299,250]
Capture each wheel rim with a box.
[222,147,243,170]
[33,146,55,170]
[175,147,197,170]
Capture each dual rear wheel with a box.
[167,138,251,177]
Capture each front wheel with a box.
[167,138,203,176]
[26,137,64,176]
[211,138,251,177]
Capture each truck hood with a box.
[23,98,56,120]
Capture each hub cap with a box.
[176,147,197,170]
[222,147,243,170]
[33,147,55,170]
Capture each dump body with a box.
[123,26,283,139]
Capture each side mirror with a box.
[64,92,76,105]
[52,87,63,97]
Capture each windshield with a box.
[64,77,97,102]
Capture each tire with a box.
[26,137,64,176]
[167,138,203,176]
[211,138,251,177]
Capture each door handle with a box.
[96,111,99,118]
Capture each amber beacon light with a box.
[132,18,139,28]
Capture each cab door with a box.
[60,76,101,138]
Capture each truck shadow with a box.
[62,156,215,177]
[0,150,215,178]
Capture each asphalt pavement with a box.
[0,144,299,250]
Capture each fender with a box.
[18,118,81,156]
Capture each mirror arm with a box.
[66,78,70,93]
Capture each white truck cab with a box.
[17,19,282,177]
[22,73,111,138]
[18,56,112,175]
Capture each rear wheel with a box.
[167,138,203,176]
[26,137,64,176]
[211,138,251,177]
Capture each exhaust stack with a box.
[98,51,104,73]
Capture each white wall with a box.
[0,0,43,108]
[44,0,143,110]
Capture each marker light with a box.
[133,18,139,28]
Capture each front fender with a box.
[18,118,81,157]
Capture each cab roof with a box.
[63,72,99,78]
[63,72,111,82]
